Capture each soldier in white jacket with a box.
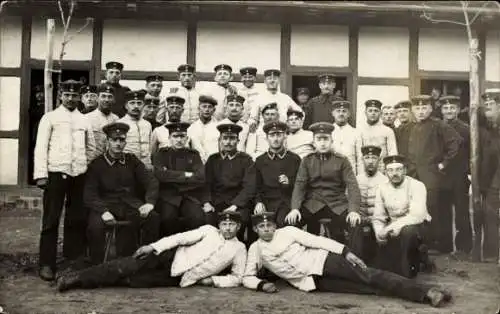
[243,212,452,308]
[56,212,247,292]
[34,80,96,281]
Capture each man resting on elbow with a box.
[242,212,452,308]
[56,212,247,292]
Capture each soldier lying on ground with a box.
[243,212,452,308]
[56,212,247,292]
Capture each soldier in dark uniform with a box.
[303,74,343,129]
[394,100,414,158]
[407,95,461,254]
[476,89,500,262]
[439,95,472,256]
[142,98,162,129]
[285,122,361,241]
[152,122,206,236]
[295,87,310,112]
[254,121,301,227]
[85,122,160,265]
[104,61,131,117]
[204,123,257,244]
[79,85,98,114]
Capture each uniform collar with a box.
[104,151,126,166]
[316,151,333,161]
[267,148,287,160]
[220,151,238,160]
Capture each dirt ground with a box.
[0,207,499,314]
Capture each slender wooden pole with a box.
[45,19,56,112]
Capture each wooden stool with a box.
[103,220,132,262]
[318,218,332,238]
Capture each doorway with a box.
[27,69,90,185]
[421,79,470,122]
[291,75,348,102]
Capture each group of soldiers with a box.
[32,59,500,308]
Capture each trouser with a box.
[157,198,205,236]
[87,209,160,265]
[314,252,433,303]
[71,249,180,289]
[302,206,348,243]
[451,177,472,253]
[39,172,88,270]
[348,223,377,266]
[475,188,500,260]
[262,201,290,228]
[376,224,426,278]
[427,189,453,253]
[207,203,255,246]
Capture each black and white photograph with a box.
[0,1,499,313]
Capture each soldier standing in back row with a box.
[239,66,260,122]
[359,99,398,173]
[303,74,343,129]
[407,95,461,254]
[440,95,472,256]
[394,100,415,158]
[34,80,96,281]
[104,61,131,118]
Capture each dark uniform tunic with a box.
[407,117,461,253]
[477,123,500,260]
[255,150,301,227]
[84,153,160,265]
[152,147,206,236]
[291,151,361,240]
[107,82,131,118]
[395,122,414,158]
[445,119,472,253]
[303,94,343,129]
[204,151,256,242]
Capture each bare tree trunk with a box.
[44,19,56,112]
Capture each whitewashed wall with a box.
[418,28,469,72]
[0,138,18,184]
[358,27,409,78]
[356,85,409,127]
[31,18,93,60]
[0,77,21,131]
[102,20,187,71]
[290,25,349,67]
[196,22,280,73]
[486,31,500,82]
[0,16,22,67]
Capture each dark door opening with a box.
[28,69,90,185]
[291,75,347,102]
[421,79,470,123]
[292,75,349,126]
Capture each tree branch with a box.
[420,9,467,26]
[463,1,492,26]
[57,0,66,29]
[0,1,12,15]
[64,17,93,45]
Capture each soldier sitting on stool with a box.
[152,122,206,236]
[348,145,388,265]
[204,123,256,245]
[85,122,160,265]
[372,155,433,278]
[285,122,361,241]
